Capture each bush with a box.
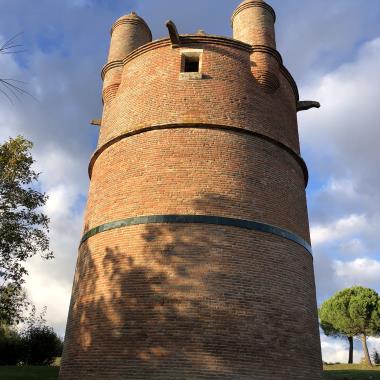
[0,307,63,366]
[0,324,25,365]
[22,324,63,365]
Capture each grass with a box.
[0,363,379,379]
[0,366,59,380]
[324,364,380,379]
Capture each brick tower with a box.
[60,1,323,379]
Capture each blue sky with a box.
[1,0,380,363]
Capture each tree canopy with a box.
[319,286,380,366]
[0,136,52,323]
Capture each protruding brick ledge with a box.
[88,123,309,187]
[80,214,313,256]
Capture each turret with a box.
[102,12,152,106]
[232,0,279,92]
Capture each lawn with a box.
[0,364,379,379]
[324,364,380,379]
[0,366,59,380]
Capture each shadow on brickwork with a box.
[60,193,311,379]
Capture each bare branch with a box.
[0,32,35,103]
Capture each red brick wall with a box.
[61,225,321,379]
[60,27,322,380]
[99,40,300,154]
[232,2,277,48]
[85,128,309,240]
[103,14,152,106]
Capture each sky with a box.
[1,0,380,364]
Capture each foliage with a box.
[0,307,62,366]
[320,287,380,337]
[21,306,63,365]
[0,136,52,323]
[0,323,24,365]
[320,286,380,366]
[0,284,29,325]
[373,350,380,365]
[21,325,63,365]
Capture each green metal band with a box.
[80,215,312,256]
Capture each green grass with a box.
[324,364,380,379]
[0,364,379,380]
[0,366,59,380]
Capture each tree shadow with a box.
[59,193,321,379]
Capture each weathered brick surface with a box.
[61,226,321,379]
[103,12,152,106]
[232,1,277,48]
[99,41,300,154]
[60,0,323,378]
[85,129,309,241]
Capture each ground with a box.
[0,364,378,379]
[324,364,380,379]
[0,366,59,380]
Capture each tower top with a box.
[239,0,266,4]
[232,0,276,25]
[111,11,152,37]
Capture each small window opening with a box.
[184,56,200,73]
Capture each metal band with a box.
[80,215,312,255]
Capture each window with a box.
[180,49,203,80]
[184,56,200,73]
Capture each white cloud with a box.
[321,335,380,364]
[300,38,380,190]
[321,335,361,364]
[298,36,380,309]
[0,30,91,334]
[311,214,367,247]
[338,239,368,256]
[333,258,380,291]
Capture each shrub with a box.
[0,324,24,365]
[22,325,63,365]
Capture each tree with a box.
[21,306,63,365]
[0,323,24,365]
[0,283,29,325]
[319,286,380,366]
[320,317,354,364]
[0,136,52,323]
[0,33,31,103]
[0,306,63,365]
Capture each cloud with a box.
[321,335,361,364]
[311,214,367,247]
[333,258,380,290]
[298,35,380,363]
[300,37,380,195]
[321,335,380,364]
